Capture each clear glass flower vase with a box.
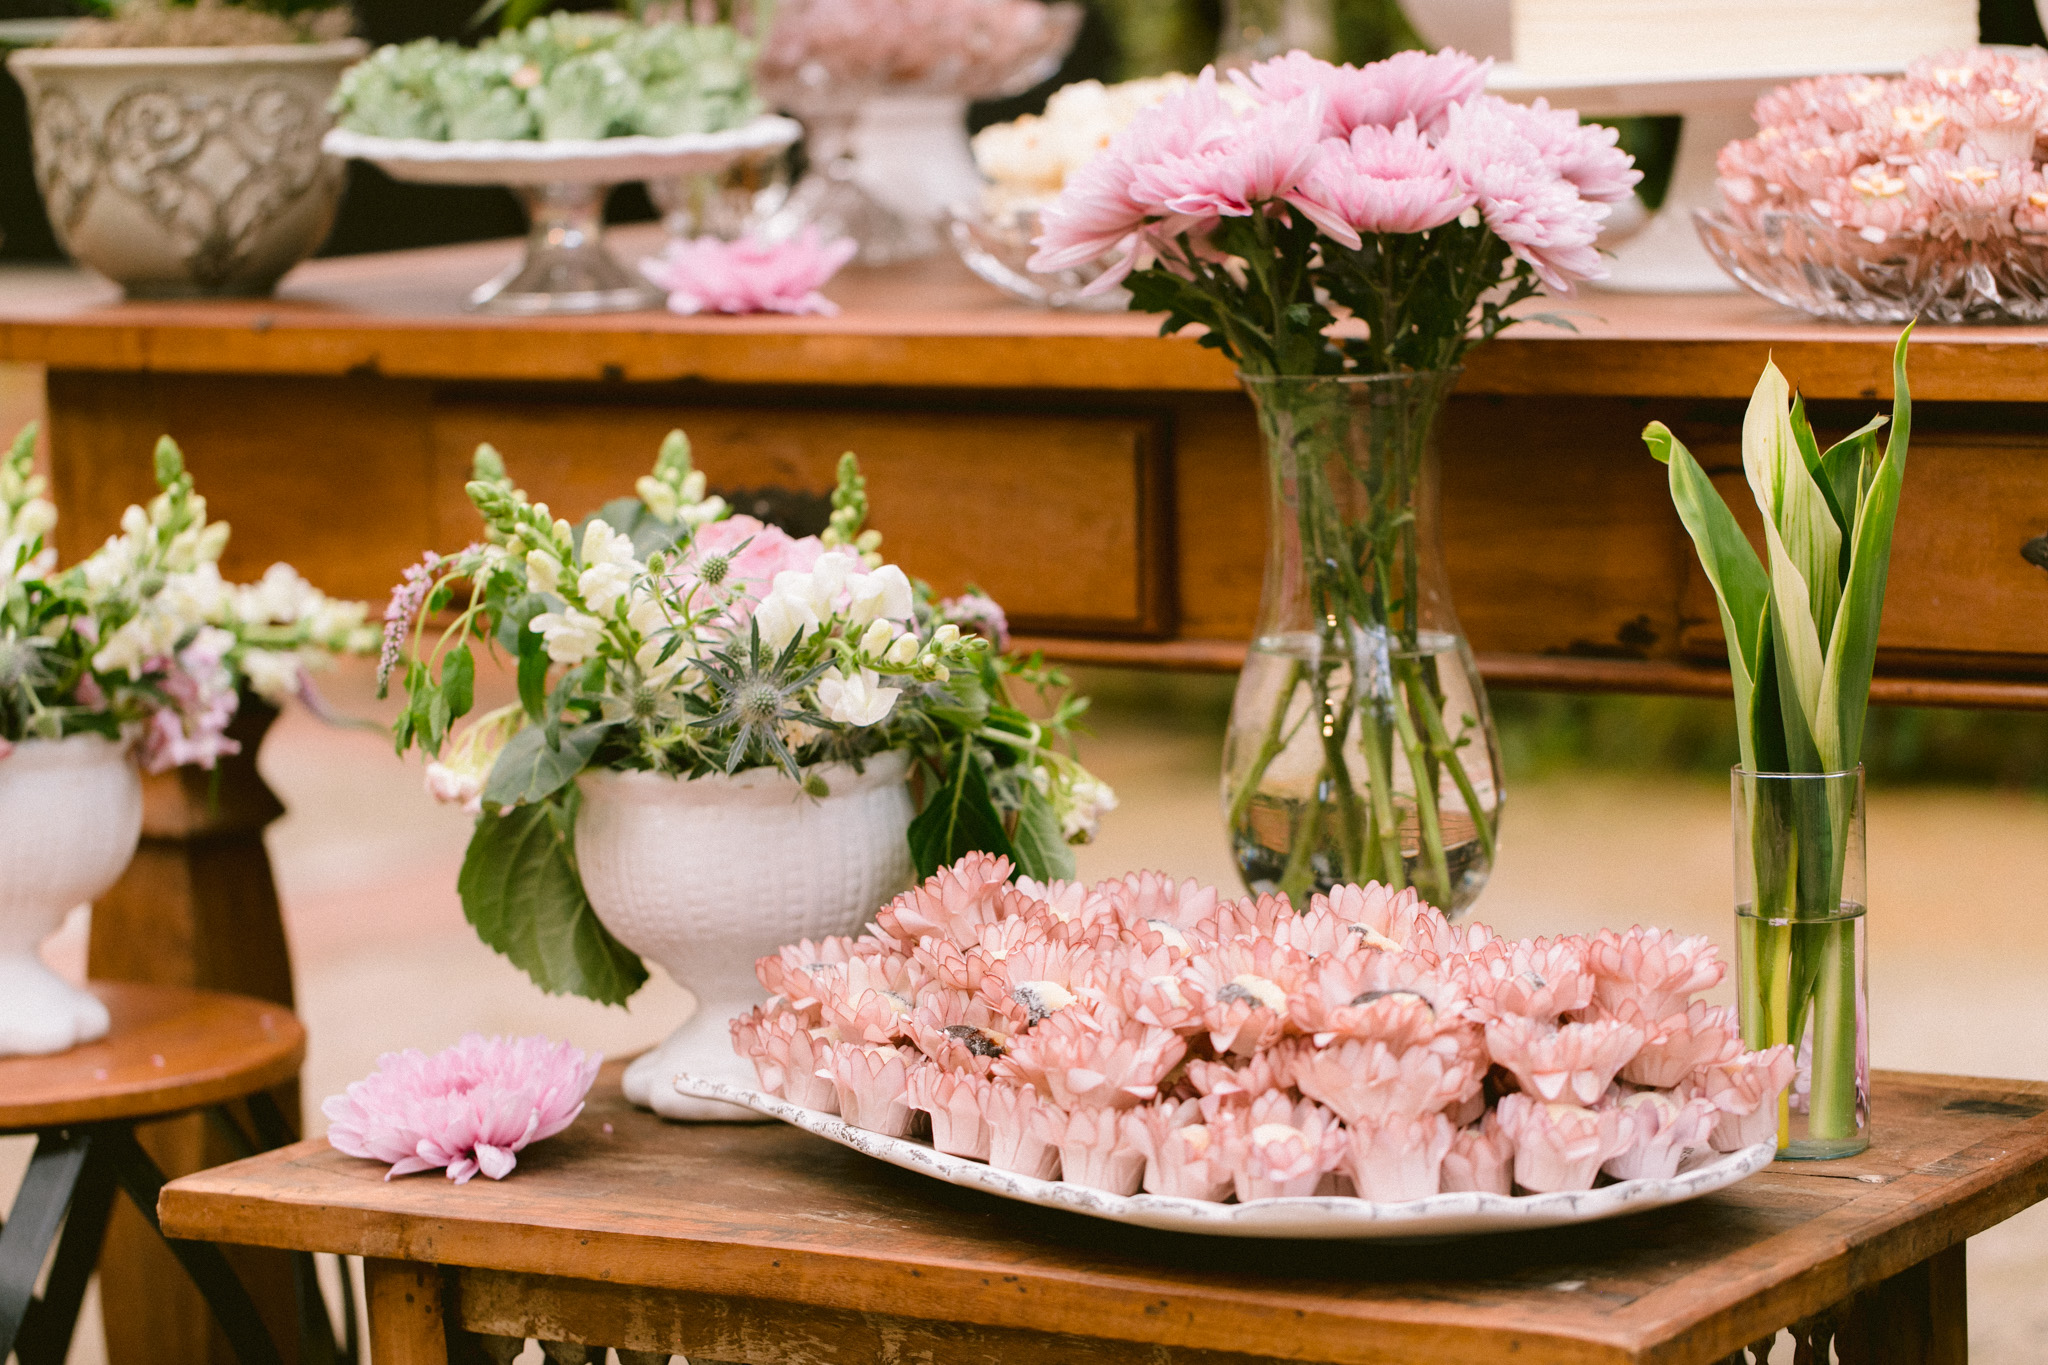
[1222,372,1502,914]
[1734,767,1871,1159]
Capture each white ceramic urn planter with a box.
[575,750,915,1121]
[6,40,365,297]
[0,734,143,1058]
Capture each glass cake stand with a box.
[323,117,802,314]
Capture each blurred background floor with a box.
[6,657,2045,1363]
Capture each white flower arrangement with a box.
[383,430,1115,1003]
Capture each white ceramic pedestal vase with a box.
[7,41,365,297]
[0,734,143,1058]
[575,751,915,1121]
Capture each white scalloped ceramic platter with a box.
[674,1074,1776,1240]
[322,115,802,187]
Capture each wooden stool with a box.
[0,982,308,1365]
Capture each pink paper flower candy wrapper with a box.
[323,1034,600,1184]
[1439,1112,1514,1195]
[1603,1090,1720,1182]
[1495,1094,1636,1194]
[1484,1014,1644,1106]
[1031,1100,1144,1195]
[1345,1110,1456,1202]
[745,1010,840,1113]
[1123,1098,1233,1200]
[1220,1093,1350,1200]
[822,1042,916,1136]
[1691,1046,1799,1152]
[982,1079,1061,1180]
[641,229,857,317]
[907,1066,992,1160]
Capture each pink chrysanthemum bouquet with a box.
[1027,50,1639,912]
[730,855,1789,1204]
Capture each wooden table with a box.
[160,1063,2048,1365]
[5,231,2048,708]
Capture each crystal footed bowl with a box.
[1696,207,2048,325]
[947,198,1129,310]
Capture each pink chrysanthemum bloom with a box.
[1485,1015,1645,1107]
[1029,1100,1145,1195]
[323,1034,600,1184]
[1437,99,1609,292]
[1289,121,1476,245]
[1280,1035,1480,1126]
[1494,1094,1636,1194]
[1308,881,1459,959]
[818,951,928,1046]
[1688,1045,1798,1151]
[1000,1007,1185,1109]
[1439,1112,1514,1195]
[1957,84,2048,160]
[820,1041,916,1137]
[1602,1090,1720,1182]
[1179,937,1307,1057]
[2016,180,2048,235]
[1616,1000,1742,1089]
[1911,148,2031,235]
[906,1066,992,1160]
[640,229,856,317]
[1216,1091,1350,1201]
[1490,97,1643,204]
[1586,927,1726,1024]
[872,852,1014,947]
[1345,1109,1455,1203]
[1288,951,1463,1050]
[981,1079,1062,1180]
[1235,47,1487,139]
[1122,1098,1233,1201]
[744,1010,839,1112]
[1127,85,1326,221]
[1458,934,1593,1025]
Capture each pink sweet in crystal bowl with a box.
[728,856,1789,1204]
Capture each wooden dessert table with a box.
[160,1062,2048,1365]
[4,230,2048,708]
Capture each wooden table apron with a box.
[5,244,2048,708]
[158,1067,2048,1365]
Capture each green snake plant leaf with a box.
[1787,393,1846,536]
[1817,326,1914,772]
[1818,414,1889,546]
[1759,508,1831,770]
[1745,360,1843,649]
[1644,421,1772,770]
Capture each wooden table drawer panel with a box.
[428,401,1172,636]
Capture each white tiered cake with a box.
[1510,0,1978,80]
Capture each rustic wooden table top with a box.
[3,229,2046,401]
[159,1065,2048,1365]
[0,982,303,1133]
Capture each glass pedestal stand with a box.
[761,96,937,266]
[473,181,659,316]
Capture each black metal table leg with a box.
[99,1124,286,1365]
[0,1130,92,1360]
[11,1133,118,1365]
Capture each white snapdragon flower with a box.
[753,589,819,653]
[525,548,562,594]
[845,564,915,625]
[634,635,694,690]
[678,495,728,529]
[816,666,900,727]
[235,563,321,625]
[80,537,136,598]
[424,760,483,815]
[1057,772,1119,842]
[858,617,899,656]
[1,536,53,590]
[635,475,680,522]
[529,607,605,664]
[884,633,919,666]
[625,589,666,637]
[576,520,641,615]
[8,498,54,542]
[240,648,305,705]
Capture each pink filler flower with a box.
[641,229,857,317]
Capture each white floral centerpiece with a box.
[383,430,1112,1114]
[0,424,375,1055]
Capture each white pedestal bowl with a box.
[574,751,914,1121]
[0,734,143,1057]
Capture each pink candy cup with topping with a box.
[1496,1094,1636,1193]
[1440,1112,1514,1195]
[1345,1110,1456,1202]
[981,1079,1062,1180]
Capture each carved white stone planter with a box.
[575,751,915,1121]
[7,40,364,297]
[0,734,143,1058]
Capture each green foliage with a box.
[457,791,648,1005]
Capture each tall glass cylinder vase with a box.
[1222,372,1502,914]
[1733,767,1870,1159]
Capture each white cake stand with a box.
[324,117,801,314]
[1486,63,1907,294]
